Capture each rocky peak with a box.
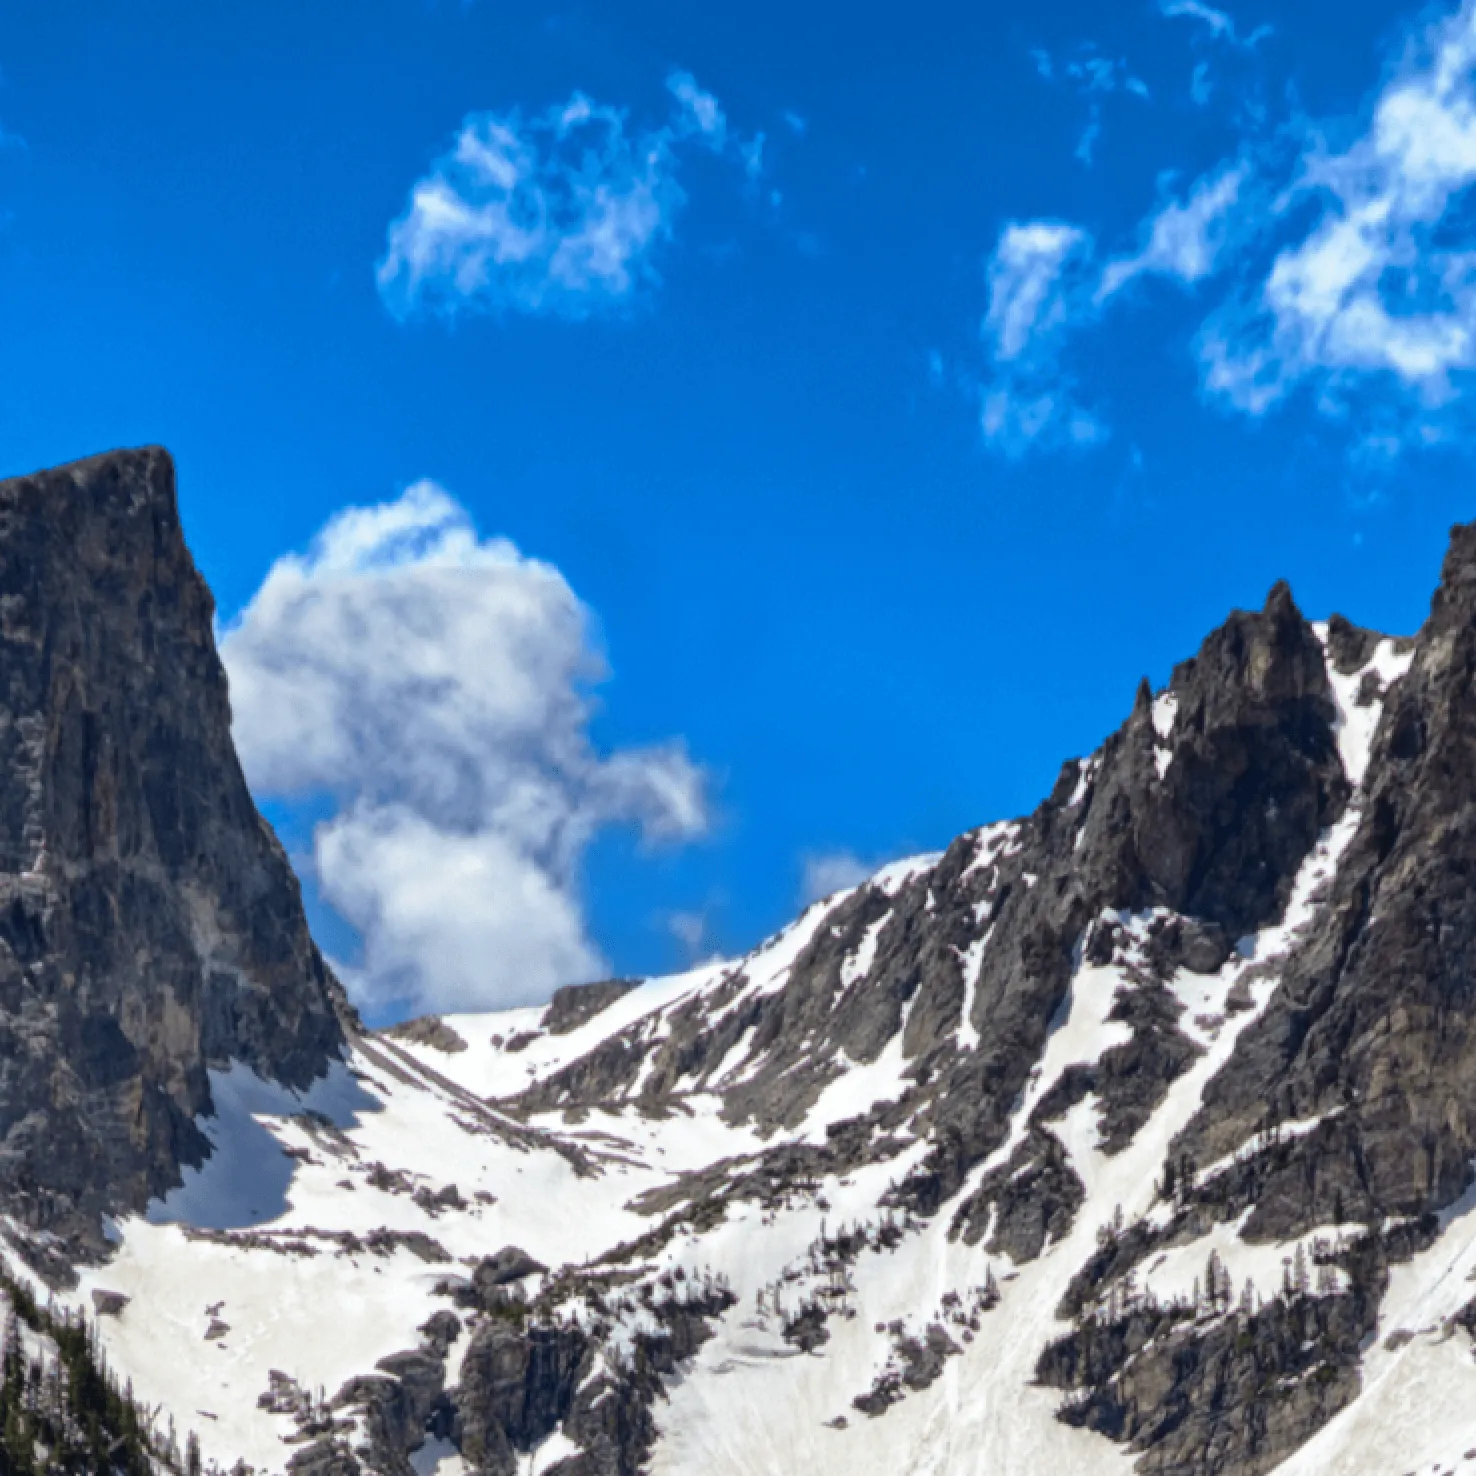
[0,447,352,1254]
[1075,578,1346,940]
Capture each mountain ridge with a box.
[0,448,1474,1476]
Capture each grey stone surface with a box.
[0,447,352,1255]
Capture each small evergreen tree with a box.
[1293,1243,1310,1298]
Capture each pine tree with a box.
[1293,1242,1310,1298]
[1205,1250,1231,1313]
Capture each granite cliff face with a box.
[0,447,351,1256]
[1176,527,1476,1228]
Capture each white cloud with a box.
[1200,0,1476,430]
[800,850,874,904]
[975,0,1476,459]
[986,222,1090,360]
[1160,0,1234,41]
[221,481,708,1017]
[378,71,760,321]
[1099,163,1250,298]
[1158,0,1271,49]
[979,220,1106,456]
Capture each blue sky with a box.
[1,0,1474,1019]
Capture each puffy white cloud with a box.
[221,481,708,1016]
[1200,0,1476,431]
[979,221,1106,456]
[316,808,604,1011]
[378,72,761,321]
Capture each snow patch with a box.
[955,932,991,1052]
[872,853,943,895]
[841,912,890,989]
[1152,691,1178,742]
[149,1061,378,1230]
[1314,625,1415,789]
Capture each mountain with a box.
[1,449,1475,1476]
[0,448,352,1260]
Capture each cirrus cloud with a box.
[978,0,1476,460]
[1199,1,1476,433]
[979,220,1106,457]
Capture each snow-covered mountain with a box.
[5,450,1476,1476]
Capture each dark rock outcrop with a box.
[455,1321,589,1475]
[1174,522,1476,1239]
[472,1246,548,1303]
[889,581,1346,1216]
[383,1015,468,1054]
[332,1349,449,1476]
[1045,1291,1368,1476]
[541,979,640,1036]
[1074,580,1347,938]
[0,447,353,1252]
[951,1127,1085,1262]
[1323,612,1384,676]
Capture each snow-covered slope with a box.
[12,569,1476,1476]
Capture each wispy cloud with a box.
[1099,162,1251,299]
[663,907,725,965]
[377,71,761,322]
[221,481,708,1017]
[799,850,874,904]
[979,221,1105,456]
[667,70,728,147]
[1157,0,1272,109]
[979,0,1476,460]
[1199,1,1476,436]
[1157,0,1272,50]
[1031,44,1150,167]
